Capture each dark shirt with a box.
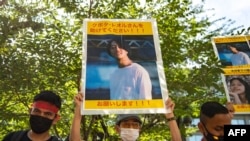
[2,130,57,141]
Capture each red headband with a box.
[32,101,59,113]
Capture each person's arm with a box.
[138,67,152,99]
[229,91,242,104]
[69,92,83,141]
[164,97,182,141]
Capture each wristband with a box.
[166,117,176,122]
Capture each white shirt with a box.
[231,52,250,66]
[110,63,152,100]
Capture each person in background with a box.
[2,90,62,141]
[107,36,152,100]
[198,101,231,141]
[69,92,182,141]
[228,77,250,104]
[227,44,250,66]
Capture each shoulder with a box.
[131,63,149,74]
[2,130,28,141]
[239,51,248,56]
[2,131,15,141]
[131,63,146,70]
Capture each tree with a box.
[0,0,243,140]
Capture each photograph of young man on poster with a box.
[214,42,250,67]
[85,35,162,101]
[227,44,250,66]
[226,75,250,104]
[107,35,152,100]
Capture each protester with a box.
[69,92,182,141]
[2,90,62,141]
[198,101,231,141]
[107,36,152,100]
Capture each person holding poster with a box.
[2,90,62,141]
[69,92,182,141]
[228,77,250,104]
[227,44,250,66]
[107,36,152,100]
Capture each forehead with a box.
[205,114,231,127]
[231,79,242,84]
[32,107,55,113]
[111,41,118,45]
[121,118,140,123]
[32,101,58,113]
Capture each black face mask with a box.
[29,115,54,134]
[202,123,224,141]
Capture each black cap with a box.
[115,114,142,125]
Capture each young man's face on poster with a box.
[110,41,128,59]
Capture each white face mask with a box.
[120,128,139,141]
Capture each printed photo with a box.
[222,74,250,114]
[85,35,161,100]
[214,42,250,67]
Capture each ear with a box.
[52,114,61,125]
[198,122,205,134]
[28,103,33,114]
[139,126,142,132]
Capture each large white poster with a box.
[81,19,169,115]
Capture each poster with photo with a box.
[222,73,250,114]
[212,35,250,114]
[81,19,169,115]
[212,35,250,68]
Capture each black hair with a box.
[230,77,250,103]
[199,101,228,123]
[227,44,235,48]
[33,90,62,109]
[227,44,242,51]
[107,35,131,57]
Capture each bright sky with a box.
[193,0,250,29]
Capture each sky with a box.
[193,0,250,29]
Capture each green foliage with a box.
[0,0,247,140]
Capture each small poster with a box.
[212,35,250,114]
[212,35,250,68]
[81,19,169,115]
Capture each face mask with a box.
[29,115,54,134]
[204,131,224,141]
[120,128,139,141]
[202,123,224,141]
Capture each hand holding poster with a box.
[81,19,169,115]
[212,35,250,114]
